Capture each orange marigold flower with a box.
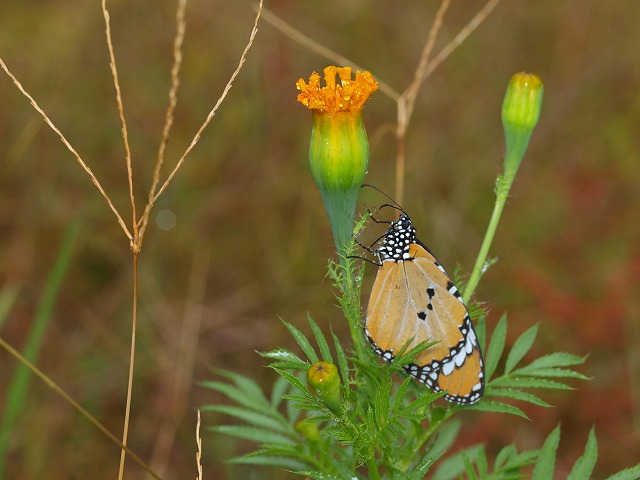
[296,66,378,114]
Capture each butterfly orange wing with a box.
[366,242,484,404]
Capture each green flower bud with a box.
[501,72,544,188]
[296,66,378,255]
[307,361,341,415]
[295,420,321,442]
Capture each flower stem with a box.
[367,457,382,480]
[462,178,509,304]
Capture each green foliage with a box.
[200,222,638,478]
[201,183,635,478]
[201,244,620,479]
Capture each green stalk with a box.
[0,219,80,478]
[463,72,543,304]
[462,176,510,304]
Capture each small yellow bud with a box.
[500,72,544,188]
[502,72,543,133]
[295,420,321,442]
[307,361,341,415]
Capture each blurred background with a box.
[1,0,639,478]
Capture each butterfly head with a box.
[377,214,417,262]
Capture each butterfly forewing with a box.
[365,214,485,404]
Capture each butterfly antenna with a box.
[361,184,408,215]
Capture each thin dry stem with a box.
[260,6,399,100]
[420,0,502,83]
[195,410,203,480]
[402,0,451,127]
[102,0,137,249]
[0,57,132,241]
[118,253,138,480]
[151,0,264,206]
[0,335,161,480]
[118,252,139,480]
[394,0,501,201]
[138,0,187,244]
[395,0,451,205]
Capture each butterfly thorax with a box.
[376,215,417,262]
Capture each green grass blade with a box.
[0,219,80,478]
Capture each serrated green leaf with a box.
[308,315,333,363]
[474,448,489,477]
[274,368,311,395]
[402,391,441,417]
[201,405,289,433]
[465,400,529,419]
[487,388,551,407]
[282,319,319,363]
[567,427,597,480]
[268,360,312,371]
[295,470,345,480]
[532,424,561,480]
[514,366,589,380]
[494,443,517,470]
[499,449,539,473]
[485,313,507,382]
[604,463,640,480]
[428,419,461,461]
[331,330,350,383]
[243,444,304,459]
[462,450,479,480]
[230,454,310,471]
[432,444,484,480]
[282,393,315,404]
[212,425,296,445]
[271,375,290,407]
[217,370,272,409]
[393,377,412,415]
[407,444,443,480]
[491,376,573,390]
[200,381,270,413]
[505,325,538,374]
[522,352,587,369]
[260,348,309,370]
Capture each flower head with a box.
[296,66,378,114]
[501,72,544,185]
[296,66,378,255]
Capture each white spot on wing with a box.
[455,348,466,367]
[442,359,454,376]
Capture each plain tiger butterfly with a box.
[364,205,485,404]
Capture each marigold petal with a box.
[296,65,378,114]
